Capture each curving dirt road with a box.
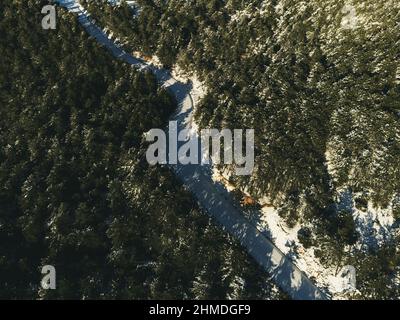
[55,0,329,300]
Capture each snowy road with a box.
[56,0,329,300]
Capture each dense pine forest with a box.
[0,0,285,299]
[81,0,400,215]
[79,0,400,299]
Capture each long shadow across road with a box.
[56,0,329,300]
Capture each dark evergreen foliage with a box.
[0,0,283,299]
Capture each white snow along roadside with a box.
[54,0,329,300]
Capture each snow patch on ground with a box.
[341,3,358,30]
[211,168,357,299]
[337,189,397,249]
[213,163,399,299]
[172,65,206,106]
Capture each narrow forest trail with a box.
[55,0,329,300]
